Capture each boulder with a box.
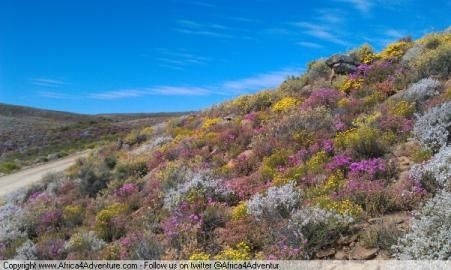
[350,245,379,260]
[316,248,336,259]
[326,54,360,75]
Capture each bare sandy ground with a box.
[0,152,88,198]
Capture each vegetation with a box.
[1,29,450,260]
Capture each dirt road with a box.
[0,152,88,198]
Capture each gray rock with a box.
[326,54,360,75]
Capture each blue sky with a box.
[0,0,450,114]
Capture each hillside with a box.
[0,29,450,260]
[0,103,185,174]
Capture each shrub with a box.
[63,205,84,226]
[379,41,412,60]
[247,182,301,220]
[339,77,364,93]
[271,97,298,112]
[78,162,111,197]
[392,191,451,259]
[315,196,363,217]
[352,44,378,64]
[360,222,402,251]
[334,126,386,158]
[65,231,106,254]
[389,100,415,117]
[231,202,248,220]
[189,252,211,260]
[305,60,331,82]
[0,203,25,242]
[260,149,290,180]
[413,102,451,152]
[410,146,451,191]
[163,170,232,210]
[95,203,127,241]
[0,161,20,174]
[202,117,221,129]
[413,35,451,79]
[286,207,353,257]
[401,78,442,103]
[14,240,37,260]
[214,242,251,260]
[301,88,341,110]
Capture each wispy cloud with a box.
[220,68,301,94]
[297,41,324,49]
[335,0,373,14]
[85,68,300,100]
[293,22,350,46]
[88,86,210,100]
[88,89,149,100]
[385,29,406,39]
[154,48,210,70]
[175,19,233,38]
[31,78,66,87]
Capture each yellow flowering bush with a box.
[379,41,412,60]
[231,202,248,220]
[389,100,415,117]
[334,126,385,157]
[354,44,378,64]
[260,150,290,179]
[339,78,364,93]
[271,97,298,112]
[316,196,363,217]
[189,252,211,260]
[292,131,314,147]
[214,242,251,260]
[63,205,84,226]
[352,112,381,128]
[305,151,329,175]
[202,117,221,129]
[95,203,127,240]
[323,171,345,193]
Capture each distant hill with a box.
[0,103,185,173]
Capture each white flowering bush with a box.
[402,78,442,103]
[0,202,25,242]
[14,240,37,260]
[163,170,232,210]
[413,102,451,152]
[410,146,451,190]
[247,182,301,220]
[64,231,105,253]
[392,191,451,259]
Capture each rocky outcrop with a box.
[326,54,360,75]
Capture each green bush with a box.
[0,161,21,174]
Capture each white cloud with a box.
[385,29,406,39]
[175,19,233,38]
[31,78,66,87]
[88,86,210,100]
[293,22,350,46]
[220,68,301,94]
[88,89,149,100]
[297,41,324,49]
[77,68,301,100]
[154,49,211,70]
[335,0,373,13]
